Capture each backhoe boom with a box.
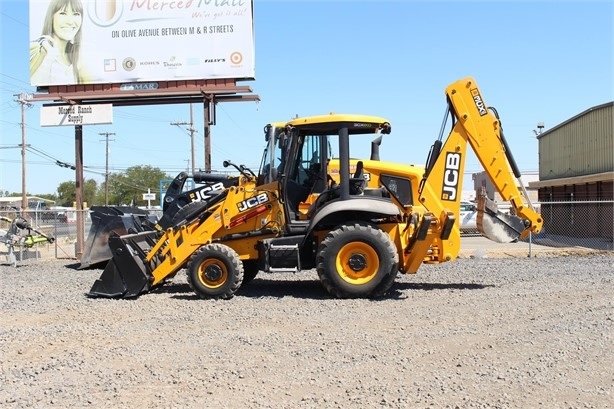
[419,77,542,242]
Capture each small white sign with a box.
[40,104,113,126]
[143,193,156,200]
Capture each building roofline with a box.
[529,171,614,188]
[537,101,614,140]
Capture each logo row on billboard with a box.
[102,53,243,73]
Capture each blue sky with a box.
[1,0,612,195]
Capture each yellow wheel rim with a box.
[197,259,228,289]
[335,241,379,284]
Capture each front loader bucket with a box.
[87,231,157,298]
[476,193,526,243]
[79,206,155,269]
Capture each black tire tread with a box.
[186,243,243,299]
[316,222,398,299]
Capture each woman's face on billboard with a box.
[53,4,82,42]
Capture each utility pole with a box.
[99,132,115,205]
[189,103,195,174]
[171,103,196,174]
[204,96,212,172]
[14,93,32,212]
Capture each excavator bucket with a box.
[476,191,527,243]
[79,206,156,269]
[87,230,158,298]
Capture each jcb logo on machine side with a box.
[237,192,269,212]
[188,182,225,202]
[470,88,488,116]
[441,152,461,201]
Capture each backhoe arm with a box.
[414,77,542,253]
[444,77,543,239]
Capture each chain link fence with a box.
[1,208,86,265]
[522,200,614,251]
[2,201,612,266]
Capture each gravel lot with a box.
[1,252,613,408]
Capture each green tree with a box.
[83,179,98,207]
[104,165,170,206]
[56,181,75,206]
[56,179,98,207]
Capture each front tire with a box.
[316,222,398,298]
[186,244,243,299]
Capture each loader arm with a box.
[146,202,227,286]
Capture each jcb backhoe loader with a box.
[88,77,542,300]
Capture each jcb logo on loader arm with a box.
[237,193,269,212]
[189,182,225,202]
[441,152,461,201]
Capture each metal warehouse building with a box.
[529,102,614,239]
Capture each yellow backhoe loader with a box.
[88,77,542,299]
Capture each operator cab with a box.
[278,114,392,229]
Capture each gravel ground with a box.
[1,252,613,408]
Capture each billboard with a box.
[29,0,255,87]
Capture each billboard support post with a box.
[74,122,84,259]
[204,96,212,172]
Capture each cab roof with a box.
[286,113,391,135]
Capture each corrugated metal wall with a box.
[538,103,613,181]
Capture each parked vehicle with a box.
[459,201,478,232]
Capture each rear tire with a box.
[186,244,243,299]
[316,222,398,298]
